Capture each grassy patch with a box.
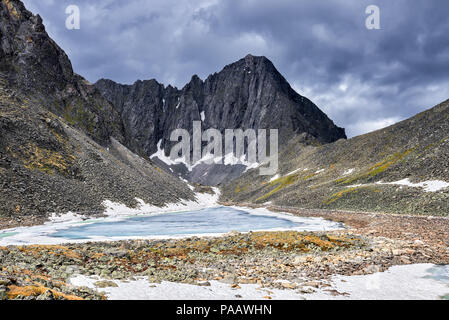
[18,245,82,260]
[11,143,76,175]
[336,149,414,185]
[256,175,298,202]
[324,187,360,205]
[249,231,359,252]
[7,285,83,300]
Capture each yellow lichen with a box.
[18,245,82,260]
[12,143,76,175]
[7,285,83,300]
[324,187,360,205]
[336,149,414,185]
[256,175,298,202]
[4,0,20,19]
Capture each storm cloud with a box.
[22,0,449,137]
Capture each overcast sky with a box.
[22,0,449,137]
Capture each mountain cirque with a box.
[95,54,346,185]
[0,0,448,301]
[0,0,447,219]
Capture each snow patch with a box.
[150,141,260,173]
[102,188,221,218]
[69,264,449,300]
[49,211,85,223]
[150,140,193,170]
[200,111,205,121]
[269,174,280,182]
[343,168,355,176]
[286,168,301,176]
[378,178,449,192]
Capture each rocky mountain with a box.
[0,0,125,145]
[0,0,195,219]
[9,0,443,221]
[221,99,449,216]
[96,54,346,185]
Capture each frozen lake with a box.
[52,206,343,240]
[0,206,343,244]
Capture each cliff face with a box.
[0,0,124,145]
[97,55,346,156]
[96,55,346,185]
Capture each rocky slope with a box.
[0,0,195,218]
[0,0,123,145]
[221,99,449,216]
[96,54,346,185]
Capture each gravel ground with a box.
[1,205,448,300]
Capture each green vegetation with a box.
[323,187,360,205]
[336,149,415,185]
[256,174,298,202]
[9,142,76,175]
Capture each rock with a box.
[94,280,118,288]
[231,284,241,289]
[281,282,296,289]
[399,256,411,264]
[105,249,128,258]
[0,287,8,300]
[392,249,407,256]
[111,271,123,279]
[36,290,55,300]
[0,279,11,286]
[298,288,315,294]
[222,275,237,284]
[197,281,211,287]
[303,281,321,288]
[293,256,307,264]
[95,55,346,186]
[363,265,380,274]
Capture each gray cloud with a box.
[22,0,449,137]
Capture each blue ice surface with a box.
[0,232,19,238]
[51,206,303,240]
[424,264,449,299]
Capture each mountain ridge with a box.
[0,0,196,218]
[96,54,346,185]
[221,98,449,216]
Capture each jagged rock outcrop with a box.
[96,54,346,184]
[0,0,195,218]
[0,0,123,145]
[97,55,346,153]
